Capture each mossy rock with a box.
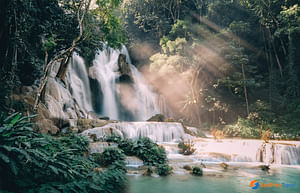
[183,165,192,171]
[147,114,165,122]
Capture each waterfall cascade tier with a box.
[165,139,300,166]
[82,122,190,142]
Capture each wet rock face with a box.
[44,77,82,120]
[147,114,165,122]
[118,54,131,77]
[77,119,108,132]
[118,54,133,84]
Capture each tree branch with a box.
[33,0,92,112]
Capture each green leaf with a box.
[8,113,21,128]
[0,152,10,163]
[49,165,59,175]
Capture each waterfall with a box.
[89,47,120,119]
[64,45,162,120]
[88,45,160,120]
[67,53,93,115]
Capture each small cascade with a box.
[274,144,300,165]
[82,122,188,142]
[67,53,93,114]
[256,142,300,165]
[125,156,144,169]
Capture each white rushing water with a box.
[165,139,300,166]
[82,122,189,142]
[82,121,300,166]
[67,53,93,115]
[66,45,162,120]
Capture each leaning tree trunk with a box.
[56,52,72,83]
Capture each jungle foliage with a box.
[122,0,300,138]
[0,113,127,193]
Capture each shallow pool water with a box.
[128,167,300,193]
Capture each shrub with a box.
[100,147,126,166]
[105,136,171,176]
[192,167,203,176]
[261,129,273,142]
[155,164,172,176]
[223,117,260,138]
[133,137,168,166]
[178,141,196,155]
[105,133,122,143]
[211,128,225,141]
[117,138,135,155]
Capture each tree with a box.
[0,0,79,112]
[33,0,125,111]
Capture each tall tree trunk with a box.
[241,63,249,116]
[287,30,299,97]
[267,28,283,78]
[267,31,275,108]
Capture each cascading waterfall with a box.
[88,45,160,120]
[66,45,162,120]
[66,53,93,114]
[89,47,120,119]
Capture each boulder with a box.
[183,165,192,171]
[99,116,110,121]
[77,119,108,132]
[259,165,270,171]
[77,119,93,131]
[38,119,59,135]
[147,114,165,122]
[81,127,123,142]
[118,54,131,77]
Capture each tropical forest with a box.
[0,0,300,192]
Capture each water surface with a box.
[128,167,300,193]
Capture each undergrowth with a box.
[0,113,127,193]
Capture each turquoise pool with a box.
[128,167,300,193]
